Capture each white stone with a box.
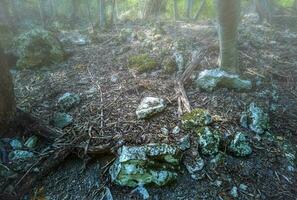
[136,97,166,119]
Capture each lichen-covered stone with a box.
[14,28,65,68]
[228,132,252,157]
[173,52,184,72]
[196,68,252,92]
[177,134,191,150]
[181,108,212,130]
[196,127,221,156]
[58,92,80,111]
[128,54,158,73]
[184,156,205,180]
[109,144,181,187]
[136,97,166,119]
[24,135,38,149]
[51,112,73,129]
[241,103,269,134]
[9,139,22,150]
[9,150,34,161]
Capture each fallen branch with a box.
[175,50,205,115]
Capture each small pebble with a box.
[230,186,238,198]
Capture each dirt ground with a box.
[8,15,297,199]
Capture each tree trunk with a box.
[194,0,206,20]
[143,0,166,19]
[99,0,106,29]
[0,47,16,134]
[111,0,118,25]
[71,0,81,26]
[186,0,194,19]
[216,0,241,73]
[173,0,179,20]
[254,0,272,23]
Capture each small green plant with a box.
[128,54,158,73]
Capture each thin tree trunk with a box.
[38,0,45,27]
[71,0,81,27]
[111,0,118,25]
[194,0,206,20]
[216,0,241,73]
[186,0,194,19]
[99,0,106,29]
[0,48,16,134]
[254,0,272,23]
[174,0,178,20]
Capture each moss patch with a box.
[181,108,212,130]
[128,54,158,73]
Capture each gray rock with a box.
[161,127,169,135]
[9,139,22,150]
[230,186,238,198]
[24,135,38,149]
[9,150,34,161]
[59,31,90,46]
[131,185,150,199]
[110,74,119,83]
[177,134,191,150]
[197,127,221,156]
[229,132,252,157]
[109,144,181,187]
[136,97,166,119]
[51,112,73,129]
[172,126,180,134]
[181,108,212,130]
[241,103,269,134]
[239,184,248,191]
[185,157,204,174]
[196,68,252,92]
[102,187,113,200]
[58,92,80,111]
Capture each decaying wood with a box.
[175,50,205,115]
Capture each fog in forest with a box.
[0,0,297,199]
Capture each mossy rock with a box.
[228,132,252,157]
[162,57,177,74]
[181,108,212,130]
[196,127,221,156]
[14,28,65,68]
[128,54,159,73]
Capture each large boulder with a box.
[109,144,181,187]
[196,68,252,91]
[14,28,65,68]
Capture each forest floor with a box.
[2,14,297,199]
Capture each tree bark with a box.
[216,0,241,73]
[0,47,16,134]
[186,0,194,19]
[99,0,106,29]
[143,0,166,19]
[254,0,272,23]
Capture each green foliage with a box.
[128,54,159,73]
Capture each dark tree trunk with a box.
[71,0,81,26]
[254,0,273,23]
[0,47,16,134]
[143,0,167,19]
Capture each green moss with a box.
[128,54,158,73]
[162,57,177,74]
[181,108,212,130]
[14,28,65,68]
[228,132,252,157]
